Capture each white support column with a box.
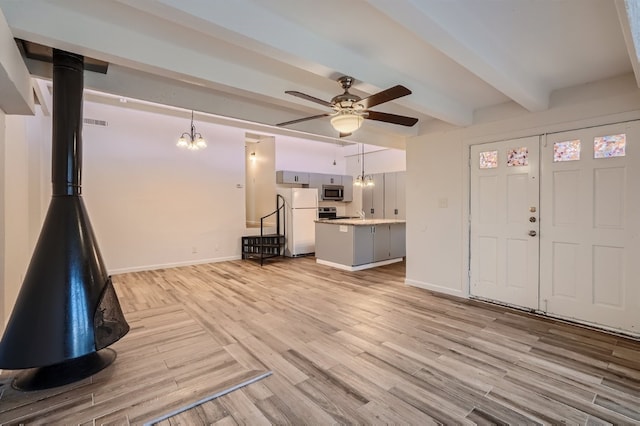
[0,9,34,115]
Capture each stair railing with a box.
[258,194,286,265]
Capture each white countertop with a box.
[316,218,406,226]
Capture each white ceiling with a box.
[1,0,639,148]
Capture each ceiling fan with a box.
[276,76,419,137]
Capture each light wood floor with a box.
[4,256,640,424]
[0,269,270,424]
[150,257,640,425]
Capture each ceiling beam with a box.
[615,0,640,88]
[114,0,473,126]
[369,0,550,113]
[0,8,33,115]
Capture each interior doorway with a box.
[245,133,276,228]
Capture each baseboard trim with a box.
[316,257,403,272]
[109,255,242,275]
[404,279,466,298]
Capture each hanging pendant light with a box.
[177,110,206,150]
[353,143,374,187]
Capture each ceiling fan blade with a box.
[358,85,411,109]
[365,111,418,127]
[276,113,331,127]
[285,90,333,108]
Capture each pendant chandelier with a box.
[177,110,206,150]
[354,143,374,187]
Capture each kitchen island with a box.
[315,219,406,271]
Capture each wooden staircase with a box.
[242,194,286,266]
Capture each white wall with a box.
[346,147,406,176]
[276,137,347,174]
[80,101,248,273]
[0,109,5,325]
[21,100,406,276]
[405,73,640,297]
[1,113,33,328]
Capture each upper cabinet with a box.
[360,171,406,219]
[277,171,353,202]
[309,173,342,188]
[276,170,309,185]
[384,171,406,220]
[342,175,353,202]
[362,173,385,218]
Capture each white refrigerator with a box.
[277,188,318,257]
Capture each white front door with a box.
[540,122,640,333]
[470,136,540,310]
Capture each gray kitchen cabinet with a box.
[373,224,391,262]
[389,223,406,258]
[278,171,354,202]
[396,172,406,219]
[315,222,406,267]
[326,175,342,185]
[308,173,323,189]
[276,170,309,184]
[384,171,406,219]
[362,173,385,218]
[353,226,374,265]
[309,173,342,189]
[342,175,353,202]
[315,222,355,265]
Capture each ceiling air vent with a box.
[84,118,108,127]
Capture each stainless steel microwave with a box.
[321,184,344,201]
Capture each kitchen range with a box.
[318,206,358,220]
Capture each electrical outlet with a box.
[192,246,198,254]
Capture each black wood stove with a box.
[0,49,129,390]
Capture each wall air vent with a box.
[84,118,108,127]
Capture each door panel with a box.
[540,122,640,334]
[470,136,540,310]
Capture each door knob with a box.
[529,217,537,223]
[528,230,537,237]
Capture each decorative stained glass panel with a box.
[594,134,626,158]
[554,139,581,162]
[479,150,498,169]
[507,147,528,167]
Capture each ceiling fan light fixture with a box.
[330,111,363,134]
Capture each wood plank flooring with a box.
[3,256,640,424]
[154,257,639,425]
[0,271,271,424]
